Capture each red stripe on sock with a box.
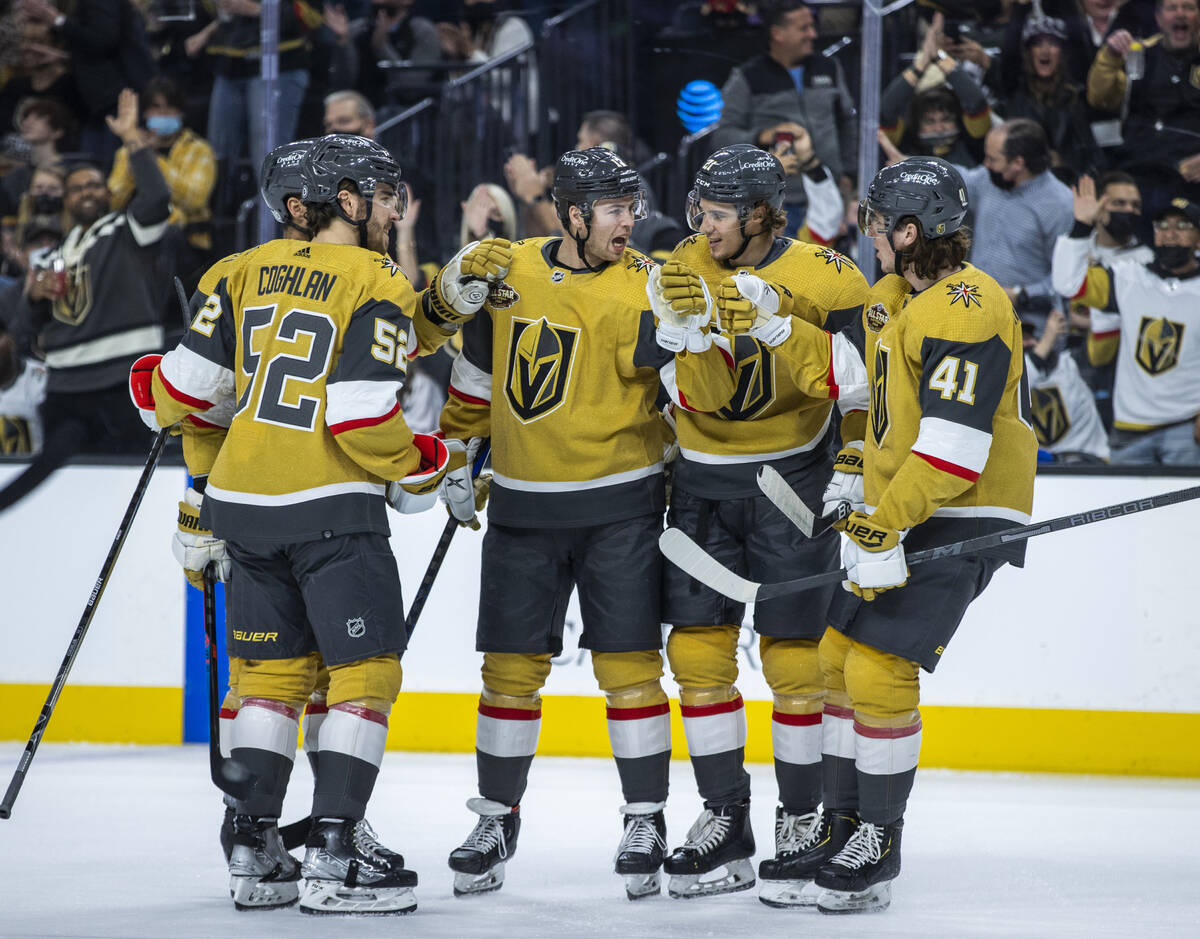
[854,719,922,739]
[330,702,388,726]
[218,708,239,720]
[479,703,542,721]
[606,702,670,721]
[823,703,854,721]
[680,696,744,718]
[304,702,329,716]
[772,710,822,726]
[241,698,299,720]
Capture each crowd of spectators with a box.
[0,0,1198,474]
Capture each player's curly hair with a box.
[303,180,361,234]
[901,217,972,281]
[756,201,789,234]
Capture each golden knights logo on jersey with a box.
[0,416,33,454]
[51,264,93,326]
[1030,385,1070,446]
[717,337,776,420]
[1134,316,1184,375]
[871,343,890,445]
[505,316,579,423]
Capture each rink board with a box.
[2,464,1199,776]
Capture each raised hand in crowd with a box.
[504,152,550,203]
[1072,174,1100,225]
[323,3,350,46]
[1178,153,1200,183]
[105,88,146,152]
[1104,28,1136,58]
[17,0,60,26]
[437,21,478,61]
[1032,309,1068,359]
[877,128,907,166]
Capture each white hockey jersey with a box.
[0,359,47,454]
[1052,235,1200,430]
[1024,350,1110,460]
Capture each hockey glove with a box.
[822,441,865,516]
[647,260,715,354]
[128,353,163,431]
[386,433,451,514]
[835,511,907,602]
[440,436,491,530]
[173,485,230,590]
[716,271,793,347]
[428,238,513,326]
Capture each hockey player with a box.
[437,148,731,901]
[131,134,511,914]
[1051,181,1200,465]
[648,144,869,904]
[815,157,1035,913]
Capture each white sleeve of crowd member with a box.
[800,167,844,245]
[1050,232,1093,299]
[1089,306,1122,335]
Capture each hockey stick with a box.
[404,441,492,638]
[0,429,170,819]
[756,465,850,538]
[661,484,1200,604]
[202,565,256,800]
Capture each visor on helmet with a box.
[858,200,893,237]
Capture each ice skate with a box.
[816,818,902,914]
[219,804,235,863]
[758,808,857,908]
[299,817,418,915]
[613,802,667,900]
[664,800,756,899]
[227,815,301,910]
[447,798,520,897]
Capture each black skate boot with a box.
[758,808,857,908]
[816,817,903,914]
[664,800,756,899]
[227,815,301,910]
[220,804,235,863]
[614,802,667,900]
[299,817,418,915]
[447,798,521,896]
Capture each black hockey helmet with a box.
[686,144,786,231]
[299,133,405,216]
[551,147,647,227]
[858,156,968,240]
[260,137,315,226]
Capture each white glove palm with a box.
[647,261,715,353]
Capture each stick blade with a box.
[211,752,256,801]
[658,528,760,604]
[756,465,818,537]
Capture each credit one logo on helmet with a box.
[898,171,938,186]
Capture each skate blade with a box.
[758,877,821,908]
[816,880,892,914]
[229,874,300,911]
[623,871,661,900]
[452,863,505,897]
[667,858,756,899]
[299,880,417,915]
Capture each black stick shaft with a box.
[405,517,458,638]
[757,485,1200,602]
[204,565,221,771]
[0,429,169,819]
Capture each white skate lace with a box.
[461,814,509,860]
[617,814,666,858]
[681,810,731,856]
[352,820,396,859]
[830,821,882,870]
[777,811,821,855]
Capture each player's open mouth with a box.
[611,237,626,251]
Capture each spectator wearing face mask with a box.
[107,77,216,258]
[1053,177,1200,465]
[2,165,67,284]
[880,12,991,168]
[0,97,75,235]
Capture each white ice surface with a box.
[1,744,1197,938]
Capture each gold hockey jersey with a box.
[151,238,452,543]
[441,237,716,528]
[861,267,1035,544]
[666,234,870,498]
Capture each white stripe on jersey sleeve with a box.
[449,350,493,403]
[912,415,994,476]
[831,330,868,414]
[127,214,170,247]
[658,357,681,407]
[326,378,403,427]
[1089,308,1121,334]
[159,343,235,426]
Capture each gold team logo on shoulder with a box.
[376,256,403,277]
[816,246,850,273]
[488,280,520,310]
[865,302,889,333]
[718,337,776,420]
[1135,316,1184,375]
[945,281,982,308]
[626,256,656,275]
[504,316,579,423]
[1030,385,1070,446]
[871,343,891,445]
